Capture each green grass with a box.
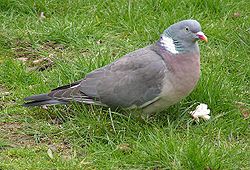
[0,0,249,169]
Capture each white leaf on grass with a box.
[47,148,54,159]
[40,12,46,20]
[17,57,29,62]
[190,103,211,121]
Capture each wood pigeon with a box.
[23,19,208,114]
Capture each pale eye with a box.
[185,27,189,31]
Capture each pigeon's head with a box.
[165,19,207,43]
[161,19,207,53]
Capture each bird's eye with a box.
[185,27,189,31]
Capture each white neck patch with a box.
[160,36,179,54]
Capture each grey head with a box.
[160,19,207,54]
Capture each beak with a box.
[196,31,208,43]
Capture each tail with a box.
[23,93,67,107]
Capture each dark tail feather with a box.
[24,93,52,101]
[23,93,67,107]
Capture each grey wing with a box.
[80,45,167,108]
[32,45,167,108]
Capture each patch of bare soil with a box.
[0,121,72,158]
[235,101,249,120]
[14,40,66,71]
[0,122,35,148]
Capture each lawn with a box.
[0,0,249,169]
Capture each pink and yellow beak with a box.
[196,31,208,43]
